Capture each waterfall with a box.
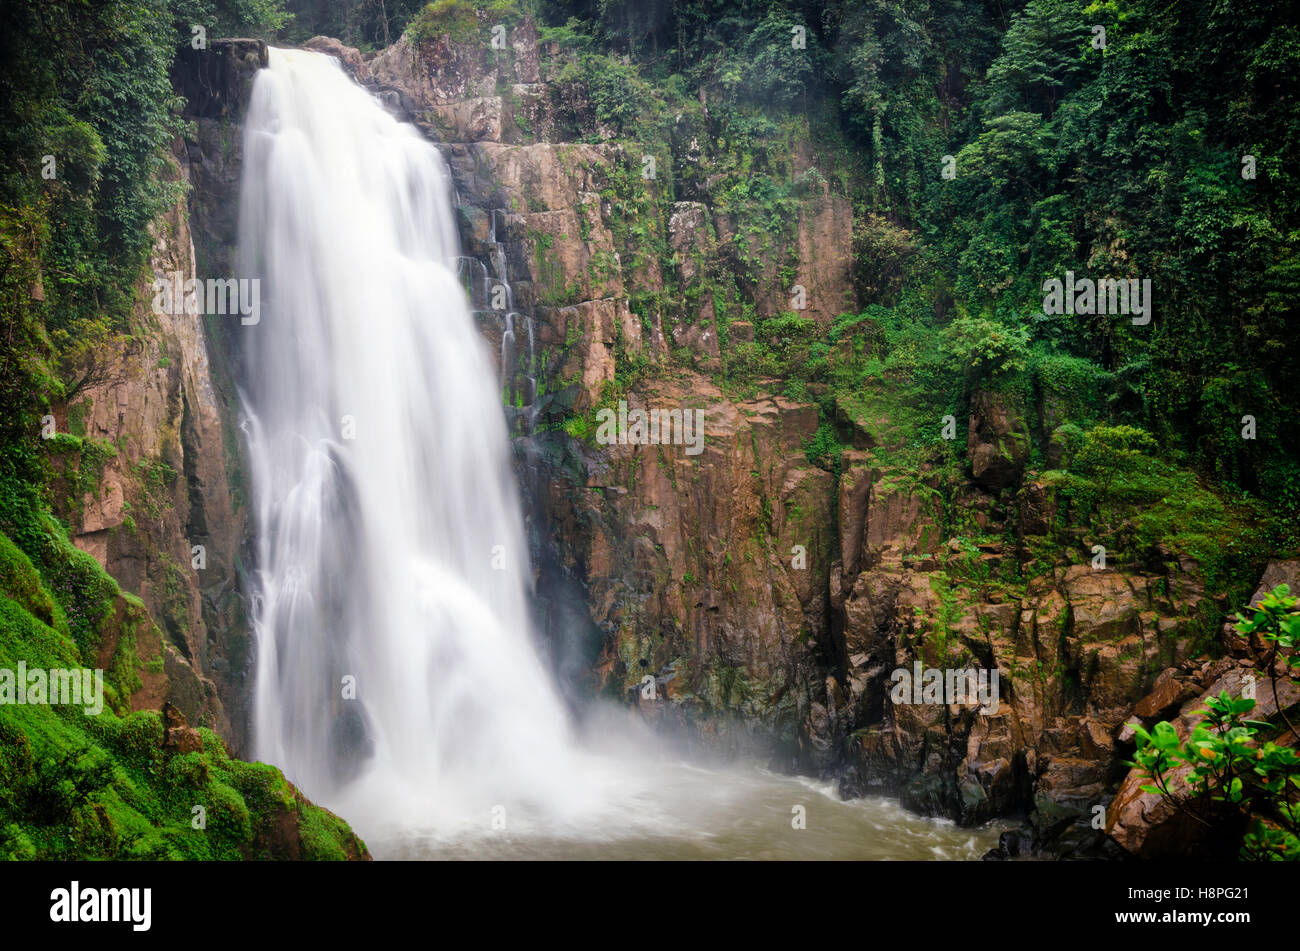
[228,47,1005,861]
[237,48,582,839]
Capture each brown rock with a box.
[161,701,204,754]
[303,36,370,81]
[1108,658,1300,856]
[1018,479,1057,536]
[1132,667,1192,718]
[967,390,1030,490]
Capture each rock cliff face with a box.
[50,150,247,745]
[150,22,1292,857]
[44,40,266,752]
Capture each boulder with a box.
[161,702,204,754]
[303,36,370,81]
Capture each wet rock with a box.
[56,152,244,746]
[161,702,204,754]
[1106,658,1300,857]
[1017,479,1057,536]
[303,36,370,80]
[668,202,715,287]
[1131,667,1195,719]
[967,391,1030,490]
[1222,558,1300,651]
[172,39,268,121]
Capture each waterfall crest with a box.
[238,48,579,836]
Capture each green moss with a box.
[407,1,481,45]
[0,532,61,631]
[562,413,593,442]
[0,520,367,860]
[406,0,525,46]
[66,400,92,439]
[298,802,356,861]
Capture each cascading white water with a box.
[238,48,583,838]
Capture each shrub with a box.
[1130,584,1300,860]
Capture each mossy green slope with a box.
[0,523,367,860]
